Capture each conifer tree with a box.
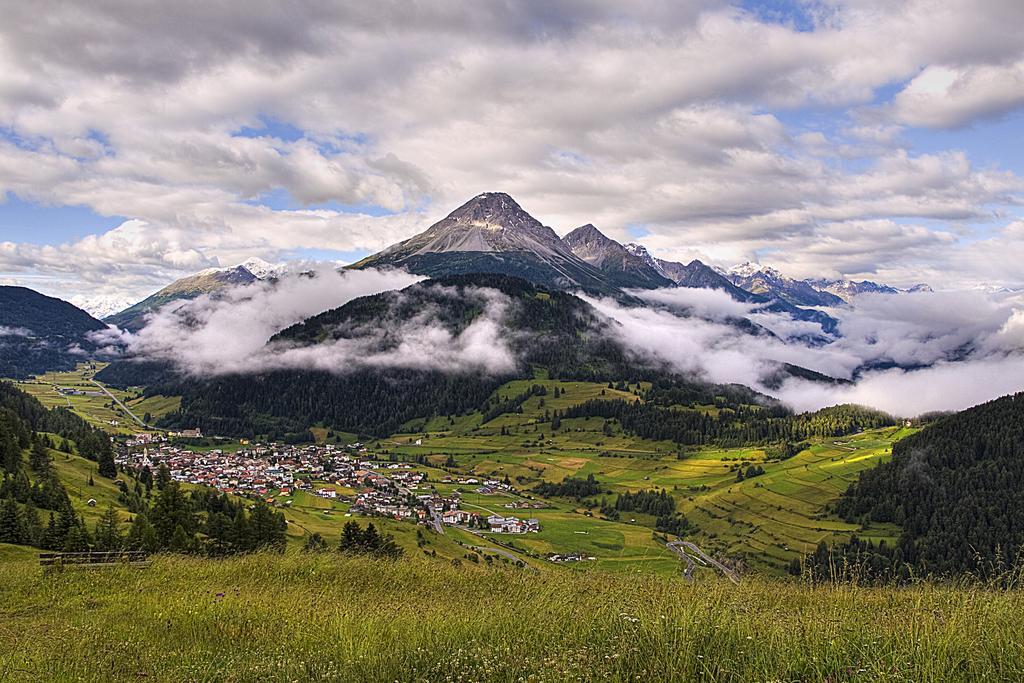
[93,505,123,551]
[0,498,25,544]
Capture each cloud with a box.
[892,61,1024,129]
[775,358,1024,416]
[588,286,1024,416]
[0,1,1023,299]
[112,267,515,377]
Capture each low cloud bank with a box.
[99,267,515,377]
[97,270,1024,417]
[597,287,1024,416]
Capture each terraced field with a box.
[376,378,912,572]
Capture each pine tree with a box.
[302,532,329,553]
[22,502,42,546]
[249,500,286,551]
[93,505,123,551]
[63,524,90,552]
[98,449,117,479]
[149,480,195,548]
[0,498,25,544]
[339,521,363,553]
[169,524,192,552]
[126,513,159,552]
[41,512,62,550]
[230,510,251,552]
[155,463,171,491]
[29,438,51,474]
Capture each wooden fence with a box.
[39,551,149,567]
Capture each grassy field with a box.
[1,551,1022,682]
[373,378,910,573]
[9,363,180,434]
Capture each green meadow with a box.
[11,363,180,434]
[374,379,909,573]
[2,551,1022,682]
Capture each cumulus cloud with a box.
[892,61,1024,129]
[1,0,1023,299]
[111,267,515,377]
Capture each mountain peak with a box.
[445,192,529,228]
[238,257,282,280]
[564,223,614,245]
[729,261,783,280]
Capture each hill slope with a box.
[835,392,1024,577]
[105,265,260,332]
[2,552,1022,681]
[0,287,109,378]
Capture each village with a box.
[115,434,542,536]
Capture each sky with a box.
[1,0,1023,311]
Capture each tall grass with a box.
[2,551,1023,681]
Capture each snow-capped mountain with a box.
[807,278,900,302]
[70,295,136,320]
[721,261,933,305]
[727,262,845,307]
[105,258,281,331]
[238,257,284,280]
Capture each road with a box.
[469,545,523,564]
[667,541,740,584]
[90,379,150,428]
[665,541,696,582]
[428,505,445,535]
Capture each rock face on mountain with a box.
[349,193,621,295]
[106,264,264,332]
[727,262,846,307]
[0,286,109,377]
[806,278,900,302]
[562,224,672,289]
[624,244,757,299]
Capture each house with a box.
[487,514,540,534]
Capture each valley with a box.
[1,364,908,578]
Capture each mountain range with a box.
[98,193,928,338]
[725,262,932,307]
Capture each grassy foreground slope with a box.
[2,552,1023,682]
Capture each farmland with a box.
[376,377,910,572]
[10,363,180,434]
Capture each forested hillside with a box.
[819,393,1024,579]
[0,286,108,378]
[98,275,644,438]
[0,381,116,548]
[564,393,895,447]
[99,274,848,441]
